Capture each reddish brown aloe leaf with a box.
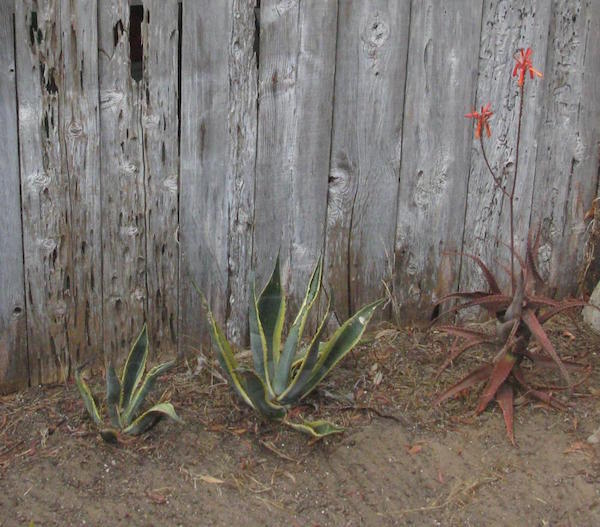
[436,325,493,341]
[537,300,590,325]
[495,384,515,446]
[433,291,491,307]
[460,252,502,294]
[526,229,545,289]
[521,309,571,390]
[439,294,511,319]
[433,364,493,406]
[475,351,517,414]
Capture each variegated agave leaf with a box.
[120,325,149,409]
[285,419,345,438]
[74,366,103,427]
[106,365,121,428]
[122,402,183,436]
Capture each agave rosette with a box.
[205,256,384,438]
[75,325,182,442]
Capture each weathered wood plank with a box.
[180,0,258,352]
[253,0,337,311]
[324,0,409,322]
[0,1,28,393]
[225,0,258,344]
[460,1,551,297]
[16,0,72,384]
[59,0,103,368]
[99,0,146,362]
[394,0,483,320]
[140,0,179,356]
[531,0,600,296]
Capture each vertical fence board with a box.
[225,0,258,344]
[394,0,483,320]
[60,0,103,367]
[324,0,409,321]
[99,0,146,361]
[460,1,551,296]
[16,1,72,384]
[253,0,337,308]
[531,0,600,296]
[0,1,28,392]
[141,0,179,356]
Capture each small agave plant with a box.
[205,257,384,438]
[75,325,182,443]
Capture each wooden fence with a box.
[1,0,599,393]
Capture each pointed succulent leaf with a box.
[122,360,175,426]
[277,307,330,405]
[299,298,385,400]
[286,419,344,438]
[237,369,286,420]
[106,365,121,428]
[207,309,255,409]
[461,252,502,294]
[122,402,183,435]
[522,309,571,389]
[433,364,493,406]
[273,258,324,395]
[120,324,149,410]
[249,280,274,394]
[495,384,515,446]
[435,337,490,379]
[74,367,103,427]
[475,351,516,414]
[257,256,286,373]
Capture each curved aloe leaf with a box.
[122,402,183,435]
[120,325,149,409]
[299,298,385,400]
[433,363,493,406]
[74,367,103,427]
[257,255,286,374]
[122,360,175,426]
[237,369,286,420]
[207,309,255,409]
[273,257,323,395]
[249,280,274,395]
[475,351,516,414]
[277,304,330,405]
[286,419,344,438]
[106,365,121,428]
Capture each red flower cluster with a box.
[512,48,543,87]
[465,103,493,139]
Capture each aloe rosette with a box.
[75,325,182,442]
[205,256,384,438]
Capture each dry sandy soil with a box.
[1,316,600,526]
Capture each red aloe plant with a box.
[433,48,590,445]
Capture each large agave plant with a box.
[205,257,384,437]
[75,325,182,443]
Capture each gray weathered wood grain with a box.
[0,1,28,393]
[180,0,238,352]
[59,0,103,368]
[141,0,179,356]
[253,0,337,312]
[324,0,409,322]
[394,0,483,320]
[99,0,147,362]
[460,1,551,297]
[531,0,600,296]
[16,0,72,384]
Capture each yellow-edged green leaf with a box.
[273,257,322,395]
[74,367,103,427]
[286,419,344,438]
[257,255,286,374]
[207,309,255,410]
[277,302,330,405]
[122,360,175,426]
[120,324,149,409]
[122,402,183,435]
[237,369,286,420]
[106,364,121,428]
[249,280,274,395]
[300,298,385,400]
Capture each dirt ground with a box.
[1,315,600,527]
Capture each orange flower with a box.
[465,103,493,139]
[512,48,543,87]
